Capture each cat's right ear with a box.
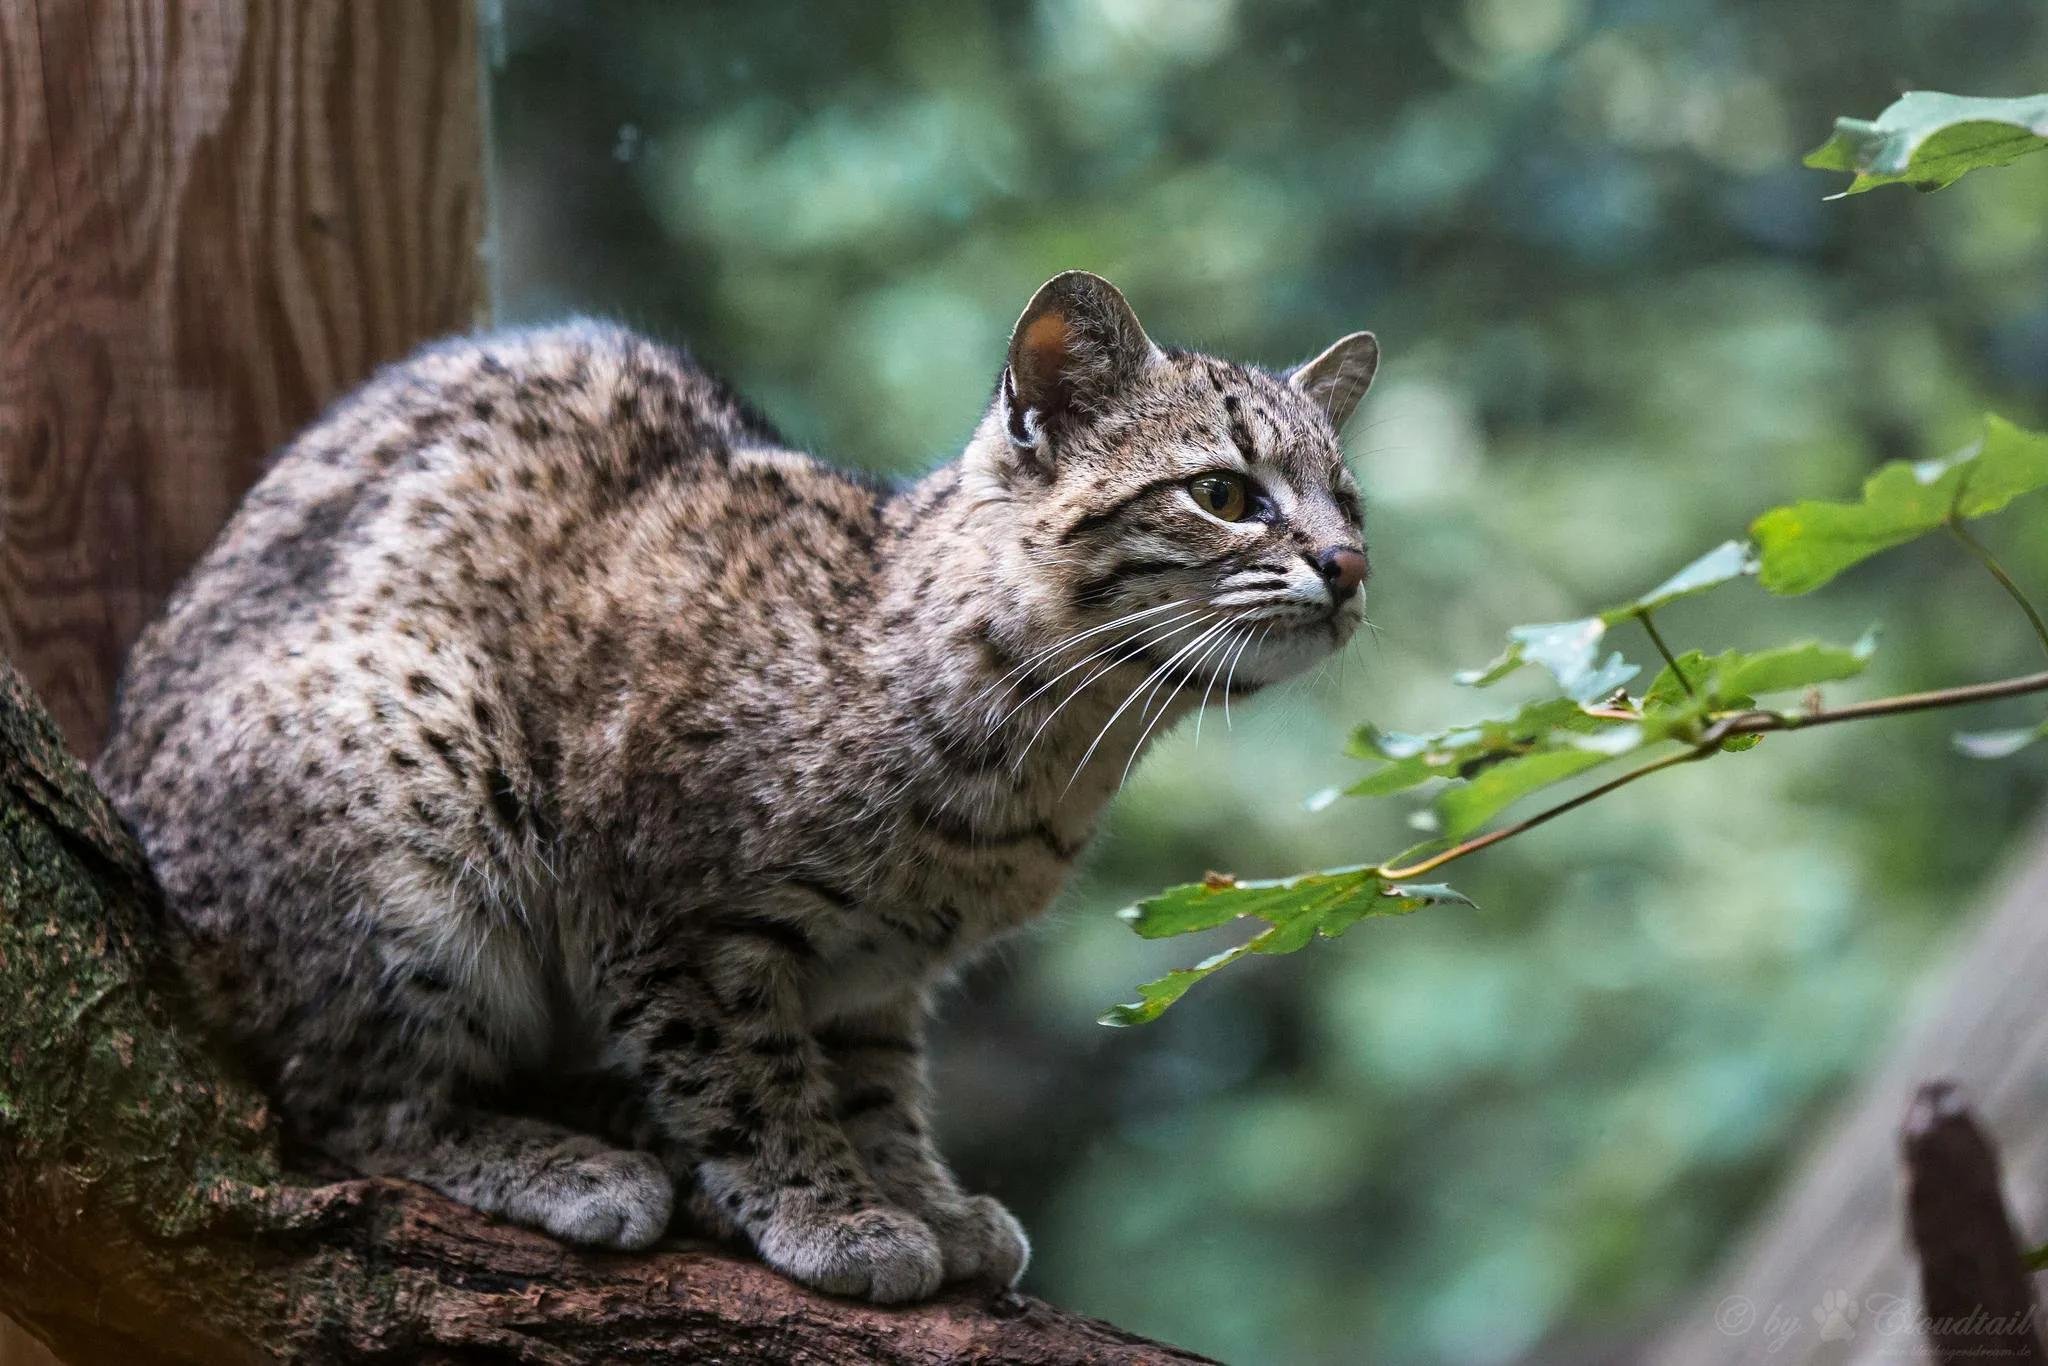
[1000,271,1158,465]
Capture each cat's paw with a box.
[531,1147,674,1251]
[755,1203,944,1303]
[925,1193,1030,1286]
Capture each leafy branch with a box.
[1103,96,2048,1026]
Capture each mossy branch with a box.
[0,658,1209,1366]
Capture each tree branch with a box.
[0,657,1210,1366]
[1378,746,1713,880]
[1708,668,2048,739]
[1378,668,2048,882]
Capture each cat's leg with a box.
[818,996,1029,1286]
[601,934,944,1303]
[275,963,672,1252]
[329,1101,674,1250]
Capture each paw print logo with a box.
[1813,1289,1857,1342]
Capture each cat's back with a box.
[113,321,776,693]
[96,322,873,921]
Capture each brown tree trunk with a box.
[0,657,1212,1364]
[0,0,485,757]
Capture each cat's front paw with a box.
[755,1203,944,1304]
[925,1193,1030,1286]
[531,1147,674,1251]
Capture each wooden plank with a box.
[1649,819,2048,1366]
[0,0,486,758]
[0,1320,55,1366]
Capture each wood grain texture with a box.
[0,0,485,758]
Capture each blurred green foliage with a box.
[490,3,2048,1361]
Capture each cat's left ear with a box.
[1287,331,1380,431]
[1001,271,1159,459]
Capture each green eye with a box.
[1189,473,1251,521]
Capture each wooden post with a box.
[0,0,487,757]
[1,3,481,1359]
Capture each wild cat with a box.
[95,271,1377,1303]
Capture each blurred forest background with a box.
[489,3,2048,1362]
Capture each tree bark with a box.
[0,655,1213,1365]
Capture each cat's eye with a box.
[1188,473,1251,522]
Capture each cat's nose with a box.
[1314,547,1368,602]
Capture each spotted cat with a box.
[96,271,1377,1302]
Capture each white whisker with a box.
[1222,623,1272,729]
[1120,619,1239,785]
[994,608,1204,730]
[971,598,1194,709]
[1192,624,1248,746]
[1009,613,1213,775]
[1066,617,1231,793]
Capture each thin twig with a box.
[1637,609,1693,697]
[1378,746,1714,880]
[1377,668,2048,882]
[1709,668,2048,739]
[1948,519,2048,663]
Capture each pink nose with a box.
[1316,547,1368,601]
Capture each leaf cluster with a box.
[1109,407,2048,1023]
[1110,92,2048,1025]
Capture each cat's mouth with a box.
[1214,596,1363,687]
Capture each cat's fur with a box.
[95,272,1377,1302]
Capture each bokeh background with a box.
[489,4,2048,1361]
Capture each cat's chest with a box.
[795,811,1086,1020]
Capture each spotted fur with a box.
[95,272,1377,1302]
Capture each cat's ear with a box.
[1287,331,1380,431]
[1001,271,1157,455]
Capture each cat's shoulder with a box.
[330,318,790,455]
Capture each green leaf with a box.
[1612,540,1758,620]
[1642,650,1711,711]
[1344,699,1622,799]
[1457,542,1756,699]
[1454,617,1627,700]
[1714,636,1877,696]
[1954,719,2048,760]
[1752,417,2048,595]
[1341,755,1438,798]
[1640,637,1874,750]
[2025,1241,2048,1273]
[1433,748,1617,839]
[1101,870,1474,1025]
[1806,91,2048,196]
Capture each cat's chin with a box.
[1226,611,1361,688]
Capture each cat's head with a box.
[969,270,1377,691]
